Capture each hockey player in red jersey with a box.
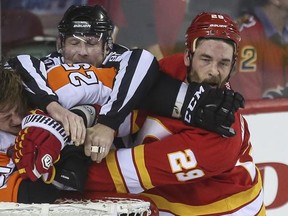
[81,12,266,215]
[230,0,288,100]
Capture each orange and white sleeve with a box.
[0,153,22,202]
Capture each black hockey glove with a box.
[181,82,245,137]
[54,145,91,192]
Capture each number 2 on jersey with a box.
[62,63,99,86]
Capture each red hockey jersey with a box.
[83,54,266,215]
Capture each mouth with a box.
[207,83,219,88]
[202,78,220,88]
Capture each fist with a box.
[12,109,69,183]
[13,127,62,183]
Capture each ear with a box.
[184,49,191,67]
[103,43,110,57]
[229,61,237,77]
[56,37,62,53]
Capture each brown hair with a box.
[0,64,28,116]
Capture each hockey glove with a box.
[181,82,245,137]
[53,145,91,192]
[13,110,69,183]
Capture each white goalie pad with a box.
[0,197,152,216]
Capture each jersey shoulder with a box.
[159,53,186,81]
[236,14,265,34]
[40,51,63,70]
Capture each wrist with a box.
[37,96,59,112]
[97,115,121,131]
[46,101,61,115]
[22,111,69,149]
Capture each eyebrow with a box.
[201,54,231,62]
[72,34,88,43]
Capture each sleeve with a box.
[0,153,22,202]
[140,72,186,118]
[85,114,248,194]
[97,49,160,130]
[7,55,58,111]
[137,53,189,118]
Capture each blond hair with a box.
[0,65,28,116]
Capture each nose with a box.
[209,61,220,77]
[79,42,88,56]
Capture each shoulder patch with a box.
[236,14,256,31]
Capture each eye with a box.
[201,57,211,63]
[0,114,10,122]
[220,61,230,67]
[86,38,101,46]
[66,38,80,45]
[70,40,80,45]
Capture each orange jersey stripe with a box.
[47,64,116,91]
[0,153,22,202]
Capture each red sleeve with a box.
[139,116,243,185]
[85,113,245,192]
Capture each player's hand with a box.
[84,123,115,163]
[12,110,69,183]
[181,82,245,137]
[46,101,86,146]
[13,127,61,183]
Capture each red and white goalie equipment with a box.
[0,194,157,216]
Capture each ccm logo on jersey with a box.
[184,86,205,123]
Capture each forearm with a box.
[141,72,187,118]
[98,49,160,130]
